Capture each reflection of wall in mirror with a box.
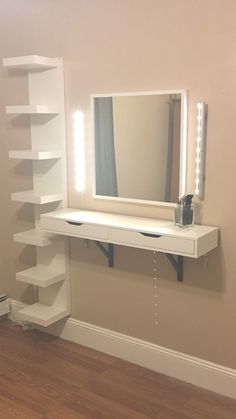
[170,99,181,202]
[113,95,171,201]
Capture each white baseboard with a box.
[10,299,236,399]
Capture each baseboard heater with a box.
[0,294,10,317]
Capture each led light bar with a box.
[195,102,207,199]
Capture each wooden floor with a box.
[0,320,235,419]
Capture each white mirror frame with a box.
[91,89,188,207]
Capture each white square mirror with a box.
[92,90,188,206]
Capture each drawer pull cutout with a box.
[66,221,83,226]
[140,232,162,238]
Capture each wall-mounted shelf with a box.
[9,150,62,160]
[13,229,58,247]
[41,209,219,258]
[6,105,60,114]
[11,190,63,204]
[3,55,60,70]
[17,303,69,327]
[16,265,65,287]
[41,208,219,281]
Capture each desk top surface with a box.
[41,208,218,240]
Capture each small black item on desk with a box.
[175,194,194,228]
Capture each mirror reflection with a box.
[93,91,186,204]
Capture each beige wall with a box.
[0,0,236,369]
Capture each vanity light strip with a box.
[195,102,207,199]
[73,111,86,192]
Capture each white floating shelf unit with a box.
[11,190,63,204]
[16,265,65,287]
[9,150,62,160]
[13,229,58,247]
[4,54,70,326]
[2,55,60,70]
[6,105,60,114]
[17,303,68,327]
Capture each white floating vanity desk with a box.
[41,208,219,281]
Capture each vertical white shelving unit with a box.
[3,55,70,327]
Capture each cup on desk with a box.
[175,194,194,228]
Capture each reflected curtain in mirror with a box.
[94,97,118,196]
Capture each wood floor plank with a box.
[84,370,190,418]
[49,333,117,368]
[0,319,235,419]
[0,392,42,419]
[63,389,150,419]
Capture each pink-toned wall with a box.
[0,0,236,369]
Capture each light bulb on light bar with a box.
[195,102,207,200]
[73,111,86,192]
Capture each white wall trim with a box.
[10,299,236,399]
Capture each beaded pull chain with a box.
[153,251,159,327]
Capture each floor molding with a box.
[10,299,236,399]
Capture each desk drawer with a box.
[110,228,194,256]
[42,217,109,241]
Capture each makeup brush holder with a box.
[175,204,193,228]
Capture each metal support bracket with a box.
[93,241,114,267]
[92,240,183,280]
[165,254,184,281]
